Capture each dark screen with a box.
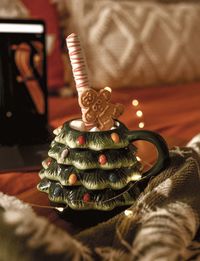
[0,20,48,145]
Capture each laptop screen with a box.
[0,19,48,146]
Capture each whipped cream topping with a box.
[69,119,117,132]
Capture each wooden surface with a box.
[0,82,200,233]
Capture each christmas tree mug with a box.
[38,118,169,211]
[38,33,169,212]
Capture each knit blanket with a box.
[1,136,200,260]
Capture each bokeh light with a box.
[132,99,139,106]
[139,122,145,128]
[136,110,143,117]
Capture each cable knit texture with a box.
[0,0,28,18]
[66,0,200,89]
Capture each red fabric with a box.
[22,0,64,89]
[0,83,200,231]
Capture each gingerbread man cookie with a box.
[79,88,124,130]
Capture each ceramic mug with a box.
[38,119,169,211]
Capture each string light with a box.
[124,209,133,217]
[132,99,145,129]
[55,207,65,212]
[139,122,145,128]
[136,156,141,161]
[132,173,142,181]
[136,110,143,117]
[6,111,12,118]
[132,99,139,107]
[30,203,66,212]
[104,86,112,92]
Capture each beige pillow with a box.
[0,0,28,18]
[66,0,200,88]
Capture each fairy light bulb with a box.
[124,209,133,217]
[139,122,145,128]
[104,86,112,92]
[136,110,143,117]
[136,156,141,161]
[6,111,12,118]
[30,203,66,212]
[132,173,142,181]
[132,99,139,107]
[55,207,65,212]
[132,98,146,129]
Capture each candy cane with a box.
[66,33,90,94]
[66,33,95,129]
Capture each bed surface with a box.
[0,82,200,233]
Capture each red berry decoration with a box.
[83,193,90,202]
[98,154,107,165]
[77,135,85,145]
[61,148,69,159]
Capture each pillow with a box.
[22,0,64,90]
[0,0,28,18]
[65,0,200,89]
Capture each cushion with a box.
[22,0,64,90]
[0,0,28,18]
[66,0,200,89]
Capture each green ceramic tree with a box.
[37,120,142,211]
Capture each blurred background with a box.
[1,0,200,95]
[0,0,200,170]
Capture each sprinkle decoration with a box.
[109,173,118,183]
[111,133,120,143]
[98,154,107,165]
[46,158,52,167]
[61,149,69,159]
[68,174,77,185]
[77,135,85,145]
[83,193,90,202]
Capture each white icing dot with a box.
[61,149,69,159]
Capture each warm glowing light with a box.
[124,210,133,217]
[132,99,139,106]
[132,174,142,181]
[136,156,141,162]
[136,110,143,117]
[6,111,12,118]
[104,86,112,92]
[0,23,44,33]
[139,122,145,128]
[55,207,65,212]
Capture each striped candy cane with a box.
[66,33,95,129]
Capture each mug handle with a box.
[128,130,170,178]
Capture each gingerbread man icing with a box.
[79,88,124,130]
